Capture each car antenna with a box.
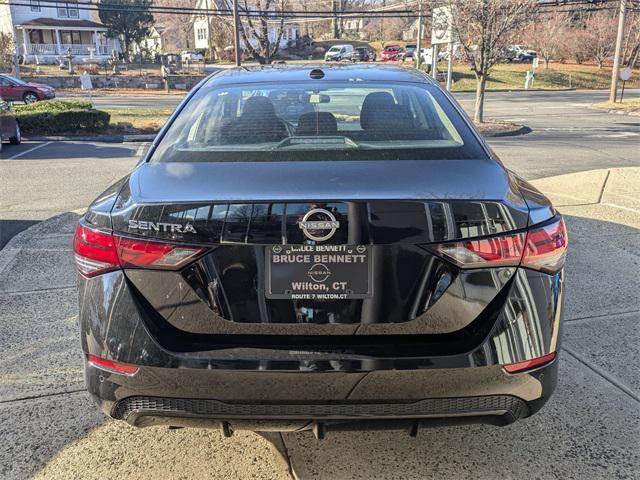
[309,68,325,80]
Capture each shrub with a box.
[14,99,93,113]
[14,100,110,134]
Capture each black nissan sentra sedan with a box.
[74,65,567,436]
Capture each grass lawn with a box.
[105,106,175,133]
[445,63,640,92]
[592,98,640,113]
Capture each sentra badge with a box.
[128,220,197,234]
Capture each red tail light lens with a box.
[522,218,568,273]
[503,352,556,373]
[116,237,204,269]
[428,217,567,273]
[86,354,139,375]
[73,224,119,277]
[430,233,526,269]
[74,223,205,277]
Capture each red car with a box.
[0,99,21,151]
[380,45,405,62]
[0,74,55,104]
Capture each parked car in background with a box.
[505,45,537,63]
[351,46,376,62]
[402,44,417,61]
[0,74,55,104]
[324,44,354,61]
[380,45,404,62]
[0,99,21,151]
[181,50,204,62]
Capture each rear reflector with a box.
[74,223,205,277]
[86,354,139,375]
[503,352,556,373]
[428,217,567,273]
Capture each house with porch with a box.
[0,0,119,64]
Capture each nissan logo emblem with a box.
[298,208,340,242]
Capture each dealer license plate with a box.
[266,245,372,300]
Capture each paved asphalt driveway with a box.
[0,90,638,479]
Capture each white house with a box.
[135,26,165,56]
[0,0,119,64]
[192,0,298,52]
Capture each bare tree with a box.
[154,0,196,50]
[622,11,640,67]
[443,0,536,123]
[218,0,288,64]
[171,0,196,49]
[0,32,15,73]
[525,12,570,69]
[584,11,617,69]
[564,27,590,64]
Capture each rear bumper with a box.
[86,356,558,431]
[79,266,563,430]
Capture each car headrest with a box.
[296,112,338,136]
[242,96,277,119]
[360,91,412,131]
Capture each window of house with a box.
[60,31,72,44]
[29,30,45,43]
[57,2,79,18]
[30,0,41,12]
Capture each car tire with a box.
[9,122,21,145]
[23,92,39,104]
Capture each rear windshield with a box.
[152,80,487,163]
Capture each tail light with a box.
[73,224,119,276]
[521,218,568,273]
[428,217,567,273]
[74,224,205,277]
[430,232,525,269]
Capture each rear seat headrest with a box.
[296,112,338,136]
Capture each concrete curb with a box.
[587,106,640,116]
[453,88,577,93]
[24,134,156,143]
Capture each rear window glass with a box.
[152,80,487,162]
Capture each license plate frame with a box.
[265,244,373,300]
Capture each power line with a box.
[0,0,420,17]
[2,0,634,20]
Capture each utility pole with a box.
[415,0,423,70]
[431,43,438,79]
[380,0,385,42]
[609,0,626,103]
[446,41,453,91]
[232,0,241,66]
[332,0,339,39]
